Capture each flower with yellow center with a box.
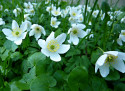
[95,51,125,77]
[38,32,70,62]
[50,17,60,28]
[2,20,27,45]
[69,7,81,18]
[117,30,125,46]
[92,10,99,18]
[29,24,46,40]
[51,7,61,16]
[68,24,87,45]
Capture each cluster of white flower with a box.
[1,1,125,78]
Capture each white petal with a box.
[14,39,22,45]
[20,22,27,32]
[117,38,123,46]
[41,49,50,57]
[12,20,19,30]
[2,29,12,36]
[35,33,41,40]
[29,30,35,36]
[99,64,110,77]
[41,28,46,35]
[56,33,66,44]
[118,52,125,61]
[46,32,55,42]
[20,32,27,39]
[70,34,79,45]
[50,52,61,62]
[38,39,46,48]
[57,44,70,54]
[77,24,86,29]
[104,51,118,56]
[120,35,125,42]
[96,54,107,66]
[95,64,99,73]
[78,30,87,38]
[111,58,125,73]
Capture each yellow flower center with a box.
[12,28,22,37]
[55,11,59,15]
[72,28,78,35]
[47,40,60,52]
[35,27,41,33]
[122,32,125,35]
[52,21,56,25]
[72,12,76,16]
[105,55,118,63]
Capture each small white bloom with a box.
[38,32,70,62]
[88,21,92,25]
[24,20,31,31]
[4,9,9,12]
[29,24,46,40]
[50,17,60,28]
[0,5,3,11]
[69,7,81,18]
[107,21,112,26]
[45,0,51,4]
[119,30,125,42]
[0,18,5,25]
[86,29,94,38]
[2,20,27,45]
[77,14,83,23]
[51,7,61,16]
[100,13,105,20]
[95,51,125,77]
[61,9,69,18]
[24,2,33,9]
[13,8,22,17]
[68,24,87,45]
[92,10,99,18]
[69,17,78,24]
[83,5,91,12]
[46,4,56,14]
[121,16,125,23]
[24,14,31,21]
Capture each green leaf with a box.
[1,50,10,61]
[4,40,18,52]
[105,70,120,80]
[65,46,81,57]
[28,52,46,67]
[68,66,88,91]
[114,82,125,91]
[10,82,21,91]
[10,52,22,61]
[30,74,57,91]
[15,81,29,90]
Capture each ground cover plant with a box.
[0,0,125,91]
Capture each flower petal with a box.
[104,51,118,56]
[111,58,125,73]
[14,39,22,45]
[20,22,27,32]
[46,32,55,42]
[78,30,87,38]
[38,39,46,48]
[117,38,123,46]
[96,54,107,66]
[56,33,66,44]
[77,24,86,29]
[95,64,99,73]
[12,20,19,30]
[99,64,110,77]
[35,33,41,40]
[50,52,61,62]
[2,29,12,37]
[41,49,50,57]
[57,44,70,54]
[29,30,35,36]
[70,34,79,45]
[118,52,125,61]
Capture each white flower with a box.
[25,8,35,16]
[45,0,51,4]
[13,8,22,17]
[100,13,105,20]
[83,5,91,12]
[50,17,60,28]
[88,21,92,25]
[68,24,87,45]
[92,10,99,18]
[24,14,31,21]
[0,18,5,25]
[69,17,78,24]
[61,9,69,18]
[107,21,112,26]
[121,16,125,23]
[117,38,123,46]
[119,30,125,42]
[24,20,31,31]
[86,29,94,38]
[4,9,9,12]
[95,51,125,77]
[46,4,56,14]
[29,24,46,40]
[24,2,33,9]
[51,7,61,16]
[38,32,70,62]
[69,7,81,18]
[77,14,83,23]
[0,5,3,11]
[2,20,27,45]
